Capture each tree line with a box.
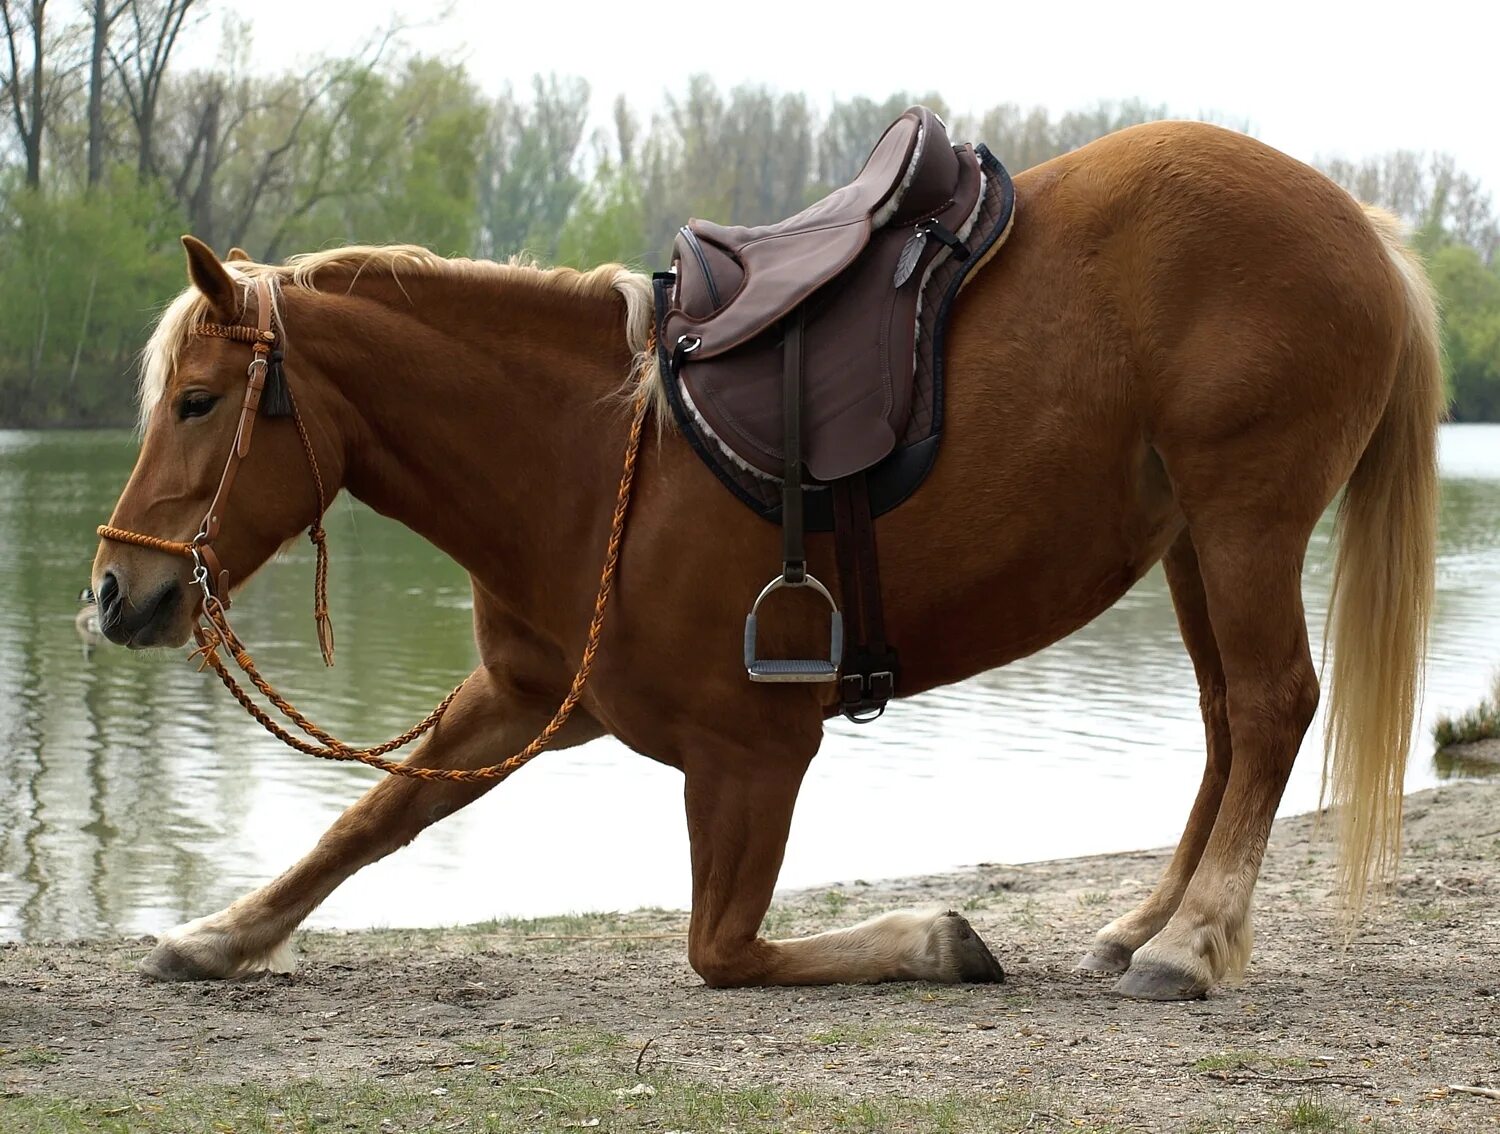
[2,5,1497,425]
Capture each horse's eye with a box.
[177,391,221,421]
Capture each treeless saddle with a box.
[652,106,1016,719]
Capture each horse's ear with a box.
[226,246,252,262]
[182,235,238,319]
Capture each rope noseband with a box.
[99,274,648,783]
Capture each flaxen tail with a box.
[1322,205,1445,915]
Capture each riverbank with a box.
[3,781,1498,1133]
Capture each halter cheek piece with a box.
[97,275,336,666]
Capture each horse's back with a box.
[882,121,1408,692]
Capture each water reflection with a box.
[1,425,1497,940]
[1433,747,1500,780]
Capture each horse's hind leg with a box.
[682,742,1004,987]
[1079,527,1233,973]
[1113,512,1320,1000]
[140,672,601,981]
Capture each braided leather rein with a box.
[98,275,649,782]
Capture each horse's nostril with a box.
[97,572,122,622]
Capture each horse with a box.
[91,120,1442,1001]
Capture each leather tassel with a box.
[262,349,294,417]
[315,607,336,668]
[310,524,335,666]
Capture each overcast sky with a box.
[187,0,1500,195]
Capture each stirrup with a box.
[744,574,842,683]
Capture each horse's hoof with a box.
[936,911,1005,983]
[1076,940,1133,974]
[139,940,223,982]
[1112,959,1209,1001]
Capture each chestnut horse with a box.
[92,121,1441,1001]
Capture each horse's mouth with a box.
[102,579,185,649]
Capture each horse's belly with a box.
[879,362,1180,696]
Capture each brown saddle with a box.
[651,107,1015,719]
[663,106,985,483]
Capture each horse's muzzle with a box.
[96,570,183,648]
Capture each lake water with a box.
[1,425,1497,941]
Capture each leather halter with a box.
[98,275,336,665]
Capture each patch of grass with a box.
[555,1027,628,1058]
[1,1047,61,1068]
[1011,896,1042,929]
[1433,671,1500,747]
[1077,890,1111,908]
[819,888,851,917]
[454,1038,512,1064]
[340,910,691,956]
[1192,1049,1309,1074]
[1404,901,1449,923]
[0,1070,1124,1133]
[759,904,798,938]
[806,1021,918,1048]
[1279,1096,1356,1132]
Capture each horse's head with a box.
[92,237,336,649]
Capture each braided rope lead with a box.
[187,386,650,783]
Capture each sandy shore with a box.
[2,781,1498,1132]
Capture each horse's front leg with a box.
[681,733,1003,988]
[140,669,601,980]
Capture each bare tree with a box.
[109,0,196,177]
[1,0,49,187]
[1321,150,1500,264]
[85,0,127,186]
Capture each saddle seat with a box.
[664,106,986,483]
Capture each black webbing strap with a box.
[781,311,806,584]
[832,471,898,721]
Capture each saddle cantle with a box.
[652,106,1016,717]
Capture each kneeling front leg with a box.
[682,749,1003,988]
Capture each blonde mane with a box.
[138,245,661,430]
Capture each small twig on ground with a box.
[634,1036,657,1077]
[1204,1069,1375,1089]
[1448,1085,1500,1101]
[633,1037,731,1075]
[514,1085,573,1103]
[651,1057,733,1073]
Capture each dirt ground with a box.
[2,781,1498,1132]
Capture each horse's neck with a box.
[305,274,636,604]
